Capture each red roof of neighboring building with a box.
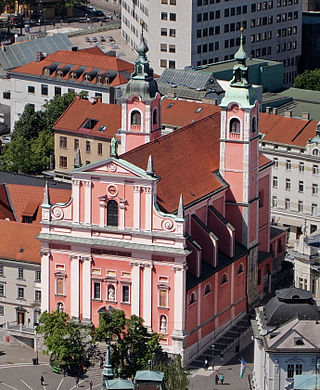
[6,183,70,224]
[10,50,134,87]
[78,46,106,56]
[0,220,41,264]
[0,184,14,220]
[53,97,121,139]
[161,98,220,128]
[259,113,318,146]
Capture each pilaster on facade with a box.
[144,187,152,231]
[172,263,187,337]
[83,180,92,225]
[130,261,141,316]
[99,195,106,227]
[72,179,81,223]
[142,262,153,330]
[70,255,80,319]
[40,249,51,313]
[82,256,92,323]
[133,186,141,230]
[119,198,126,230]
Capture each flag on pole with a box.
[240,357,247,378]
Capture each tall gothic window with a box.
[107,200,118,227]
[229,118,240,134]
[153,109,158,125]
[131,110,141,125]
[252,117,256,133]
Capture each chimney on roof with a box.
[36,51,44,62]
[284,110,292,118]
[265,106,272,114]
[71,46,78,52]
[302,112,310,120]
[272,107,278,115]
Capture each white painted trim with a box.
[173,264,186,333]
[99,201,105,227]
[131,263,140,316]
[145,187,152,231]
[70,256,80,319]
[84,181,92,224]
[40,251,50,313]
[82,257,91,321]
[133,186,141,230]
[72,180,80,223]
[143,263,152,328]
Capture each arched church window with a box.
[189,292,196,304]
[107,200,118,227]
[229,118,240,134]
[153,108,158,125]
[252,117,256,133]
[237,264,244,274]
[221,273,228,285]
[204,283,211,295]
[131,110,141,125]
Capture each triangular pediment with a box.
[269,326,316,350]
[72,157,155,180]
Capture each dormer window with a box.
[81,118,98,129]
[313,149,319,156]
[84,74,91,82]
[56,70,63,77]
[43,68,50,76]
[70,72,77,79]
[230,118,240,134]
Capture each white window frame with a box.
[93,281,101,300]
[122,284,131,304]
[18,267,24,280]
[18,287,24,299]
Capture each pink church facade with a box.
[38,37,286,363]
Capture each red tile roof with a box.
[162,98,220,128]
[123,113,225,213]
[0,220,41,264]
[53,97,121,139]
[0,184,14,220]
[6,183,70,224]
[11,50,134,87]
[259,113,318,146]
[78,47,106,56]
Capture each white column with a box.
[173,264,186,334]
[131,262,140,316]
[72,180,80,223]
[99,197,106,227]
[84,181,92,225]
[145,187,152,231]
[133,186,141,230]
[40,250,50,313]
[143,263,153,330]
[119,199,126,229]
[70,256,80,319]
[82,256,92,322]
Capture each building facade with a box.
[7,48,133,131]
[121,0,302,85]
[38,38,285,363]
[259,116,320,244]
[251,287,320,390]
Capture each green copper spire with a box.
[102,342,114,380]
[220,28,257,108]
[124,24,158,99]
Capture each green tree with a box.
[293,68,320,91]
[154,355,189,390]
[0,91,76,174]
[93,309,161,376]
[37,310,90,366]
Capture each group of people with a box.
[215,373,225,385]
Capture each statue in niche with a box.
[108,285,115,301]
[160,316,167,333]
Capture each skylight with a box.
[167,103,173,108]
[195,107,203,113]
[98,125,107,132]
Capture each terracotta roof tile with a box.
[0,184,14,220]
[162,98,220,128]
[259,113,318,147]
[53,98,121,139]
[0,220,41,264]
[10,50,134,87]
[78,47,106,56]
[6,183,70,224]
[123,113,225,213]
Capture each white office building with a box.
[121,0,302,85]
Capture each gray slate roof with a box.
[0,34,73,70]
[158,68,224,100]
[0,171,71,189]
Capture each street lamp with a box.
[211,344,215,371]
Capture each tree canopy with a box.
[36,310,90,366]
[93,309,161,377]
[293,68,320,91]
[0,91,76,174]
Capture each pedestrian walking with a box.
[89,380,93,389]
[40,376,44,386]
[203,358,209,370]
[220,373,225,385]
[215,374,219,384]
[75,377,79,388]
